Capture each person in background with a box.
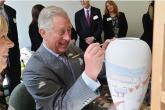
[23,6,110,110]
[141,1,154,52]
[0,16,14,110]
[0,0,21,94]
[141,1,154,106]
[75,0,102,51]
[29,4,45,51]
[70,26,78,45]
[102,0,128,40]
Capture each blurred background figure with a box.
[0,16,14,110]
[0,0,21,94]
[70,26,78,45]
[102,0,128,40]
[141,1,154,106]
[75,0,102,51]
[141,1,154,52]
[29,4,45,51]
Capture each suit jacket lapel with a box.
[65,44,84,80]
[81,9,89,28]
[67,57,84,80]
[38,45,75,88]
[4,5,13,19]
[90,7,94,29]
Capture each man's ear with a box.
[39,28,46,40]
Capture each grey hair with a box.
[38,6,70,31]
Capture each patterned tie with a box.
[58,54,69,67]
[86,10,90,25]
[58,54,76,80]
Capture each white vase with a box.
[105,37,151,110]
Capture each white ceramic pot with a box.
[105,37,151,110]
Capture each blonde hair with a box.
[0,16,8,36]
[104,0,119,16]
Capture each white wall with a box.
[6,1,150,48]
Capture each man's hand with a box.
[84,39,115,81]
[84,43,105,81]
[102,38,116,50]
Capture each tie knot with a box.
[58,54,70,68]
[58,54,67,62]
[86,10,90,15]
[60,53,67,57]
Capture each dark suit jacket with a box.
[75,6,102,51]
[141,13,153,52]
[4,4,21,93]
[103,12,128,40]
[29,21,43,51]
[22,44,99,110]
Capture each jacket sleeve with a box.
[71,27,78,41]
[23,54,99,110]
[93,9,102,42]
[23,71,99,110]
[119,12,128,37]
[75,12,85,41]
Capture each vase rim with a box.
[118,37,140,40]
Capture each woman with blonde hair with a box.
[103,0,128,40]
[0,16,14,110]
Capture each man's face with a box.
[0,0,5,6]
[42,16,71,54]
[80,0,90,9]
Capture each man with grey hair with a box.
[23,6,109,110]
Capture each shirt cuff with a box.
[81,71,101,92]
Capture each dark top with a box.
[29,21,42,51]
[141,13,153,51]
[4,4,21,93]
[75,6,102,51]
[71,27,78,41]
[103,12,128,40]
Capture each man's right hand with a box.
[84,43,105,81]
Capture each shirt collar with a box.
[42,43,60,57]
[84,6,91,12]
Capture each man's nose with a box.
[63,30,71,41]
